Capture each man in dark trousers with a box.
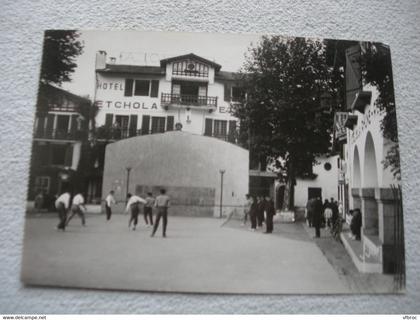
[55,190,71,231]
[313,196,323,238]
[249,195,258,231]
[256,195,266,228]
[264,195,275,234]
[151,188,170,238]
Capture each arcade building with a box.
[335,43,403,275]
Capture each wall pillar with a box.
[360,188,378,236]
[351,187,361,209]
[375,188,397,273]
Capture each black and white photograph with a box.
[21,30,405,294]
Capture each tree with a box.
[40,30,84,85]
[234,36,334,210]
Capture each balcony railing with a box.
[161,93,217,109]
[34,128,84,141]
[172,70,209,78]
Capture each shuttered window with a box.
[345,45,362,110]
[105,114,113,127]
[151,117,166,134]
[214,120,227,138]
[204,118,213,136]
[129,115,138,137]
[141,115,150,135]
[150,80,159,98]
[166,116,174,131]
[124,79,134,97]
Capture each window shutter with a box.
[105,114,113,127]
[129,115,138,137]
[70,114,78,139]
[64,144,73,167]
[228,120,237,143]
[204,118,213,136]
[224,83,231,101]
[46,114,54,138]
[150,80,159,98]
[172,83,181,95]
[124,79,134,97]
[345,45,362,110]
[141,115,150,135]
[36,116,45,136]
[166,116,174,131]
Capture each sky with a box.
[61,30,263,98]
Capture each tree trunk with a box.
[282,161,295,211]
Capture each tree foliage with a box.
[40,30,84,85]
[233,36,335,208]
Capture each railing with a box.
[161,93,217,108]
[34,128,84,141]
[204,133,238,144]
[172,70,209,78]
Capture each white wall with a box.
[295,155,339,207]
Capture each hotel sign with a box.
[334,112,348,143]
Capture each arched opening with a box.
[353,146,361,188]
[363,132,378,188]
[362,131,379,235]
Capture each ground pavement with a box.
[21,213,351,294]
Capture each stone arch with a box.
[363,131,379,188]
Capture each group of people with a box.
[54,188,170,237]
[242,194,276,234]
[54,191,87,231]
[305,197,340,238]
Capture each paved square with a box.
[21,214,350,294]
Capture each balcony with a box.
[34,128,84,141]
[161,93,217,111]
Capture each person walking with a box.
[323,199,332,228]
[264,195,275,234]
[66,192,86,226]
[151,189,170,238]
[144,192,155,227]
[242,194,253,226]
[55,190,71,231]
[125,193,147,231]
[105,190,116,221]
[313,196,323,238]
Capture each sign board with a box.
[334,112,348,143]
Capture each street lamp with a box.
[125,166,132,197]
[219,169,225,218]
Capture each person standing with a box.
[105,190,116,221]
[242,194,253,226]
[34,190,44,213]
[313,196,323,238]
[323,199,332,228]
[249,195,258,231]
[151,189,170,238]
[66,192,86,226]
[264,195,275,234]
[55,190,71,231]
[125,193,147,231]
[144,192,155,227]
[306,197,315,227]
[256,195,266,228]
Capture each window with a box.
[324,162,332,171]
[231,86,245,102]
[34,176,50,195]
[151,117,166,134]
[134,80,150,96]
[51,144,68,166]
[213,120,227,138]
[124,79,159,97]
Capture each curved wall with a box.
[102,131,249,217]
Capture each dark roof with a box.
[160,53,222,71]
[97,64,165,75]
[215,71,242,81]
[40,83,91,104]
